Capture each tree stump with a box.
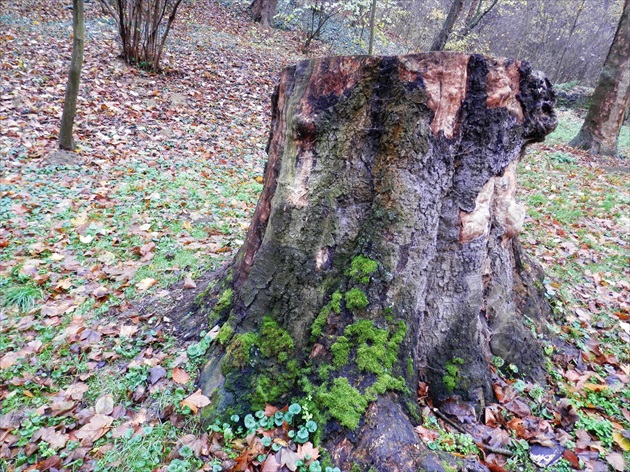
[193,52,557,471]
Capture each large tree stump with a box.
[192,52,557,471]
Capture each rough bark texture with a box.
[249,0,277,28]
[59,0,84,150]
[569,0,630,156]
[194,52,556,471]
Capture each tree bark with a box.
[430,0,465,51]
[59,0,84,151]
[249,0,277,28]
[569,0,630,156]
[368,0,378,55]
[192,52,557,471]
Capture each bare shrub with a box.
[99,0,183,71]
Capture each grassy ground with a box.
[1,1,630,471]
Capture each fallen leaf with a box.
[95,394,114,415]
[261,453,281,472]
[562,450,580,469]
[606,452,625,471]
[183,274,197,289]
[136,277,157,291]
[79,234,94,244]
[180,390,211,414]
[119,325,138,337]
[613,431,630,451]
[297,442,319,462]
[65,382,89,400]
[74,414,113,446]
[38,427,69,450]
[172,367,190,384]
[415,425,440,442]
[278,447,301,471]
[149,366,167,385]
[0,352,20,369]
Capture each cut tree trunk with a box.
[190,52,557,471]
[569,0,630,156]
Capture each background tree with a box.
[569,0,630,156]
[99,0,183,70]
[367,0,377,54]
[59,0,84,151]
[388,0,622,86]
[249,0,278,28]
[190,52,557,470]
[429,0,465,51]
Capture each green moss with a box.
[206,287,233,326]
[356,343,388,374]
[224,332,259,370]
[344,319,407,376]
[317,377,368,430]
[216,324,234,345]
[252,370,293,408]
[407,356,414,378]
[318,364,333,381]
[215,288,233,312]
[331,336,351,368]
[194,280,216,305]
[259,316,294,363]
[312,291,344,339]
[330,290,343,314]
[249,359,302,408]
[350,465,362,472]
[346,255,378,284]
[344,288,369,311]
[443,357,464,393]
[345,319,388,344]
[405,400,421,422]
[364,374,406,401]
[312,306,330,339]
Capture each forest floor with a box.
[1,1,629,471]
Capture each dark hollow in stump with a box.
[192,52,557,471]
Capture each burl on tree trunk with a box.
[191,52,556,471]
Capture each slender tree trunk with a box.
[430,0,465,51]
[570,0,630,156]
[459,0,499,39]
[59,0,85,151]
[368,0,377,55]
[553,0,586,83]
[186,52,557,470]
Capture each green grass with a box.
[547,108,630,156]
[1,284,43,312]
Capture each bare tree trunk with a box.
[553,0,586,83]
[249,0,277,28]
[368,0,377,55]
[459,0,499,39]
[249,0,263,22]
[430,0,465,51]
[570,0,630,156]
[59,0,85,151]
[183,52,557,471]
